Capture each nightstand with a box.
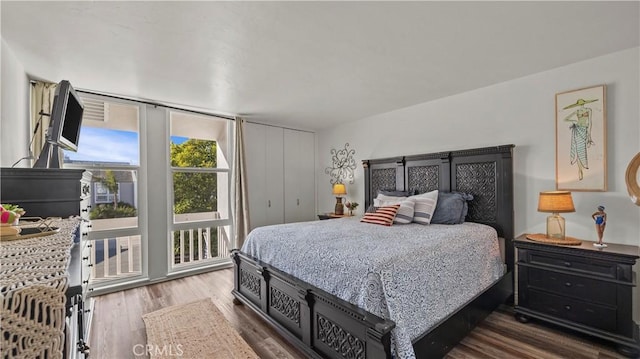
[514,235,640,357]
[317,213,353,220]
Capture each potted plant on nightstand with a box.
[344,201,359,216]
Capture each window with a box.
[169,111,231,269]
[63,95,143,285]
[94,182,120,204]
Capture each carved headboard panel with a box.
[404,152,450,195]
[363,145,515,271]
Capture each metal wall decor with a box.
[325,143,357,184]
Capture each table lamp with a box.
[333,183,347,215]
[537,191,575,240]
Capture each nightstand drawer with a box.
[522,250,617,279]
[526,289,617,332]
[527,268,616,305]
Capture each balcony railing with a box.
[89,212,230,282]
[90,236,142,282]
[171,226,230,267]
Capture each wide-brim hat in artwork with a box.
[563,98,598,110]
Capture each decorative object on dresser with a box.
[532,190,578,244]
[626,152,640,205]
[591,205,607,247]
[232,145,515,358]
[332,182,347,215]
[555,85,607,191]
[514,235,640,357]
[344,201,358,216]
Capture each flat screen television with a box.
[34,80,84,168]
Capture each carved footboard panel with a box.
[232,251,395,359]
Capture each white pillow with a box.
[393,200,415,224]
[373,194,407,207]
[409,190,438,225]
[409,189,438,200]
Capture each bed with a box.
[231,145,515,358]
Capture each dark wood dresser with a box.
[514,235,639,357]
[0,168,93,359]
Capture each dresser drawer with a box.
[520,249,617,279]
[527,268,616,305]
[525,289,617,332]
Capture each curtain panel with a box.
[233,116,251,248]
[30,81,57,162]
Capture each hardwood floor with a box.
[90,269,630,359]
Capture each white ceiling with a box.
[2,1,638,131]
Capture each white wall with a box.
[1,38,30,168]
[317,47,640,247]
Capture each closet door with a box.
[245,123,284,230]
[264,126,284,226]
[284,129,315,223]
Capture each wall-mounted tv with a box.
[34,80,85,168]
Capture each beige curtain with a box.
[233,116,251,249]
[30,81,57,161]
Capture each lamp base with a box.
[334,197,344,215]
[546,213,565,240]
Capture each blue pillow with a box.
[431,192,473,224]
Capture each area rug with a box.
[142,298,259,359]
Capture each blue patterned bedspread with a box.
[241,218,504,359]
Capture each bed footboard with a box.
[231,250,395,359]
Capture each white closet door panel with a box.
[284,129,315,223]
[265,126,284,226]
[297,130,316,222]
[244,123,268,230]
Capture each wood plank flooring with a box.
[89,269,629,359]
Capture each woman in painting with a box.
[563,98,598,180]
[591,205,607,247]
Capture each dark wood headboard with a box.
[362,145,515,271]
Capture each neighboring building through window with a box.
[94,182,120,204]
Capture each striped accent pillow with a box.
[394,200,415,224]
[360,204,400,226]
[413,197,438,225]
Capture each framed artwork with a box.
[555,85,607,191]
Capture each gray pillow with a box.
[377,189,415,197]
[431,192,473,224]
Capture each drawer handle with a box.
[565,282,572,287]
[563,262,572,267]
[88,264,93,267]
[82,280,89,284]
[564,305,571,311]
[87,244,93,248]
[82,256,89,261]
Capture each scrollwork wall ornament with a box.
[325,143,357,184]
